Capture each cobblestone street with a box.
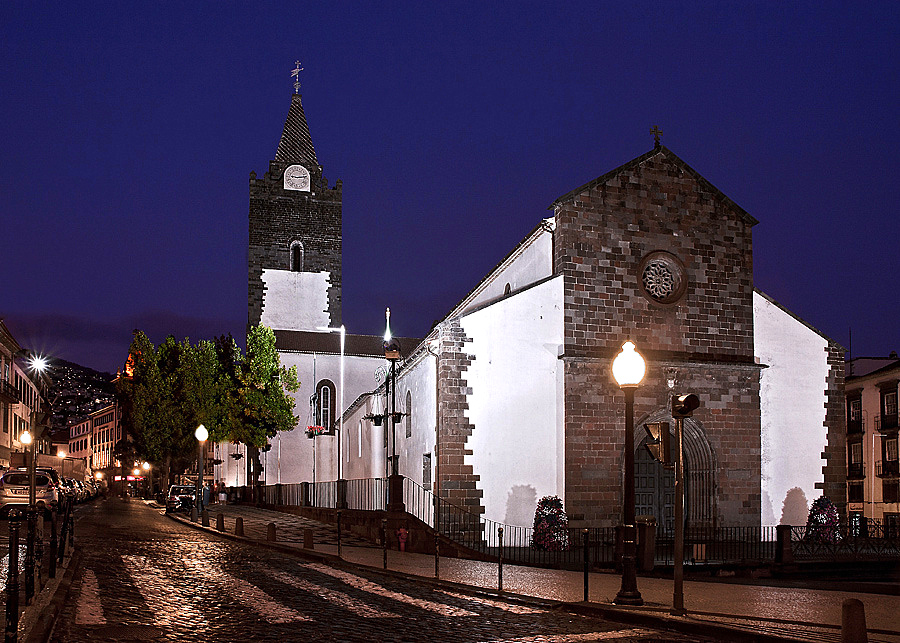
[48,499,715,642]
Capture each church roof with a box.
[274,94,319,167]
[274,330,422,358]
[550,145,758,227]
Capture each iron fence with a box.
[655,526,776,565]
[791,521,900,561]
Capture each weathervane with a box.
[651,125,663,148]
[291,60,303,94]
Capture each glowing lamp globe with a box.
[20,431,32,446]
[195,425,208,442]
[612,341,646,388]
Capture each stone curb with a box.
[165,509,820,643]
[21,549,81,643]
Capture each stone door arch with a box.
[632,409,718,533]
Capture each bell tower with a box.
[248,76,342,331]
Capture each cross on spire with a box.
[291,60,303,94]
[650,125,663,148]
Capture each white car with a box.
[0,470,59,516]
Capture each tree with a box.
[117,326,299,492]
[234,326,299,493]
[531,495,570,551]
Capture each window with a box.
[885,392,898,416]
[887,438,899,462]
[423,453,432,491]
[848,482,864,503]
[315,379,336,430]
[884,481,900,504]
[290,241,304,272]
[850,442,862,464]
[849,399,861,422]
[504,283,511,296]
[358,420,362,458]
[405,391,412,438]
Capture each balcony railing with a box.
[876,460,900,478]
[847,462,865,479]
[847,418,863,434]
[0,379,19,404]
[882,413,899,431]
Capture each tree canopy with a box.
[117,326,299,484]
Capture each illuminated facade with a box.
[240,91,846,530]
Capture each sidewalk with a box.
[169,502,900,643]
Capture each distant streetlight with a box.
[317,325,345,481]
[194,425,208,518]
[57,449,67,479]
[612,340,645,606]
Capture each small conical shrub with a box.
[804,495,841,544]
[531,495,569,551]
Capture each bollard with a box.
[201,509,209,527]
[25,506,36,605]
[842,598,868,643]
[382,518,388,570]
[582,528,589,602]
[7,509,21,643]
[434,533,440,580]
[336,510,342,559]
[49,505,58,579]
[191,507,198,522]
[267,522,276,542]
[216,513,225,532]
[497,527,504,593]
[303,528,314,549]
[235,516,244,537]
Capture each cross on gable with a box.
[650,125,663,147]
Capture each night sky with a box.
[2,2,898,374]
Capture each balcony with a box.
[882,413,899,431]
[847,462,865,480]
[876,460,900,478]
[0,379,20,404]
[847,418,863,434]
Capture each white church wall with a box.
[259,269,332,331]
[239,351,386,485]
[460,275,564,527]
[459,224,553,315]
[343,395,388,480]
[754,290,830,527]
[395,352,438,491]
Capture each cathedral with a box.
[221,86,846,531]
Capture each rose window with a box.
[639,251,686,304]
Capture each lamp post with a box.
[194,424,208,518]
[317,325,346,480]
[383,309,401,477]
[612,340,646,606]
[21,430,35,507]
[57,449,67,479]
[142,461,151,499]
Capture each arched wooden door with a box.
[635,437,679,533]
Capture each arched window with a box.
[315,379,336,430]
[290,241,304,272]
[504,283,511,296]
[406,390,412,438]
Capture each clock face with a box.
[284,165,310,191]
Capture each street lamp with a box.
[612,340,645,606]
[317,325,345,481]
[194,424,208,518]
[57,449,67,479]
[20,430,35,507]
[383,309,401,477]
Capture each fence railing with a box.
[246,477,900,566]
[791,520,900,561]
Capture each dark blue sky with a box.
[2,2,898,373]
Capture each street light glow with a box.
[383,307,392,342]
[57,449,66,459]
[142,461,150,470]
[195,424,208,442]
[29,355,48,373]
[20,430,32,445]
[612,341,646,388]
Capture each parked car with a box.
[165,485,196,513]
[58,478,78,501]
[0,471,59,516]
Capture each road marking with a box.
[264,568,401,618]
[75,568,106,625]
[182,556,310,623]
[122,555,209,628]
[474,630,656,642]
[436,590,543,614]
[303,563,477,617]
